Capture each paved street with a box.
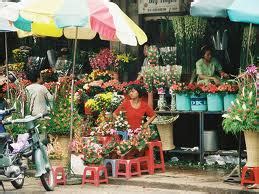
[0,178,206,194]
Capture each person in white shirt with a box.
[26,71,53,116]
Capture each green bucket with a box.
[176,93,191,111]
[191,94,207,111]
[207,93,223,111]
[223,94,237,111]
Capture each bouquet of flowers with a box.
[147,45,159,65]
[94,92,113,112]
[89,48,118,71]
[222,65,257,134]
[114,111,130,131]
[159,46,177,66]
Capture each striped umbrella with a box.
[0,2,18,100]
[3,0,147,46]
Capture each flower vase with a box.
[170,92,176,111]
[157,93,167,111]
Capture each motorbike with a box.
[0,109,54,191]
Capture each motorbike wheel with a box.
[40,169,55,191]
[11,175,24,189]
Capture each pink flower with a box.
[157,88,165,94]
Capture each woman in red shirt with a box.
[113,84,156,130]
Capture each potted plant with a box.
[218,82,239,111]
[170,82,192,111]
[222,65,258,167]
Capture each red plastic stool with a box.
[145,141,165,174]
[82,165,108,186]
[52,166,66,186]
[241,166,259,186]
[116,158,141,179]
[138,156,150,174]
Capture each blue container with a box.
[223,94,237,111]
[176,93,191,111]
[207,93,223,111]
[191,94,207,111]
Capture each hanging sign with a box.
[138,0,185,14]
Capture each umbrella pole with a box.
[4,32,10,100]
[246,23,252,65]
[68,27,78,176]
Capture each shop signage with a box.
[138,0,185,14]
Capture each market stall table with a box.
[156,110,227,164]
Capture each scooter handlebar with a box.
[0,107,16,115]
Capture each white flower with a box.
[248,91,253,100]
[236,99,240,105]
[242,104,247,110]
[222,114,230,118]
[234,115,242,122]
[242,87,245,97]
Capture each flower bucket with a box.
[71,154,85,175]
[84,106,92,115]
[207,93,223,111]
[244,131,259,167]
[190,94,207,111]
[176,93,191,111]
[223,94,236,111]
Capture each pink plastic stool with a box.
[82,165,108,186]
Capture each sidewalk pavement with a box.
[27,166,259,193]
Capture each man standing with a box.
[26,71,53,116]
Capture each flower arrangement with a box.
[12,47,30,63]
[166,65,182,86]
[87,70,113,82]
[110,93,124,112]
[89,48,118,71]
[82,137,115,165]
[187,83,206,96]
[159,46,177,66]
[222,64,257,134]
[70,132,85,154]
[170,82,192,94]
[218,82,239,94]
[8,63,24,72]
[201,83,219,93]
[114,111,130,131]
[147,45,159,65]
[41,68,58,82]
[116,52,136,73]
